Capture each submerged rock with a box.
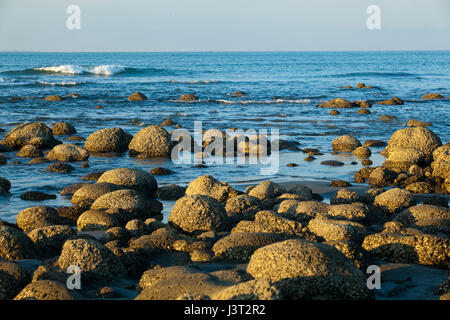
[318,98,354,109]
[84,127,131,153]
[128,92,147,101]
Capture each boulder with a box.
[367,167,397,187]
[71,183,122,208]
[422,93,444,100]
[278,200,330,222]
[128,125,172,158]
[185,175,238,203]
[211,279,282,300]
[383,148,424,172]
[381,127,442,162]
[362,233,449,268]
[97,168,157,198]
[17,145,43,158]
[406,119,432,127]
[0,259,29,299]
[247,181,285,201]
[156,185,186,200]
[46,144,89,162]
[16,206,62,233]
[179,94,199,102]
[318,98,354,109]
[128,92,147,101]
[330,188,360,205]
[332,135,361,152]
[168,195,228,234]
[57,239,126,281]
[1,122,58,149]
[91,189,162,219]
[46,162,74,173]
[308,218,368,242]
[431,145,450,180]
[212,232,285,262]
[77,210,120,231]
[352,146,371,158]
[376,97,403,105]
[52,122,76,135]
[27,225,77,259]
[373,188,416,214]
[0,226,36,260]
[44,95,63,102]
[246,239,372,299]
[225,194,261,220]
[14,280,82,300]
[84,127,131,153]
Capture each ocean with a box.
[0,51,449,222]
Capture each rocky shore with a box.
[0,92,449,301]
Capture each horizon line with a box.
[0,49,449,54]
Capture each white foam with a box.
[33,64,126,76]
[37,81,80,86]
[168,80,219,84]
[88,65,125,76]
[216,99,311,105]
[0,77,4,82]
[34,65,84,75]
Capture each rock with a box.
[353,146,371,158]
[91,189,162,219]
[330,180,351,187]
[381,127,442,162]
[168,195,228,234]
[278,201,330,223]
[71,183,122,208]
[20,191,56,201]
[185,175,238,203]
[128,92,147,101]
[225,194,261,220]
[329,110,340,115]
[0,177,11,193]
[377,97,404,105]
[431,145,450,180]
[319,160,342,167]
[179,94,199,102]
[247,181,285,201]
[383,148,424,172]
[84,127,131,153]
[422,93,444,100]
[156,185,186,200]
[16,206,62,233]
[125,219,150,238]
[325,240,372,271]
[373,188,416,214]
[0,154,7,165]
[128,125,172,158]
[97,168,158,198]
[406,119,432,127]
[0,226,36,260]
[46,144,89,162]
[0,259,29,299]
[308,218,367,242]
[212,232,285,262]
[357,109,371,115]
[1,122,58,149]
[362,233,449,268]
[17,145,43,158]
[27,157,50,165]
[392,205,450,226]
[318,98,354,109]
[232,210,304,237]
[354,100,372,108]
[136,266,224,300]
[56,207,84,226]
[380,115,398,122]
[231,91,247,97]
[52,122,76,135]
[330,188,360,204]
[77,210,120,231]
[332,135,362,152]
[67,135,84,141]
[367,167,397,187]
[44,95,63,102]
[57,239,126,281]
[324,203,369,222]
[150,167,173,175]
[364,140,387,147]
[14,280,82,300]
[211,279,282,300]
[27,225,77,259]
[246,239,372,299]
[81,171,105,181]
[273,139,301,151]
[405,182,434,194]
[60,183,88,196]
[160,119,176,127]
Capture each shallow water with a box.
[0,51,449,222]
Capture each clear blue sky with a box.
[0,0,449,51]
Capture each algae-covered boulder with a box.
[97,168,157,198]
[185,175,239,203]
[84,127,131,153]
[128,125,172,158]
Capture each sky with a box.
[0,0,449,52]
